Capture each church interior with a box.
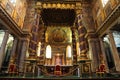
[0,0,120,79]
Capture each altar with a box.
[44,65,73,76]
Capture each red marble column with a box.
[76,11,88,60]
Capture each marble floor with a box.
[0,73,120,80]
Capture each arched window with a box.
[66,45,72,58]
[9,0,16,6]
[4,34,14,66]
[46,45,52,59]
[37,42,41,57]
[76,42,80,56]
[101,0,109,7]
[0,30,5,47]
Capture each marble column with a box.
[71,27,77,64]
[0,31,9,70]
[19,38,30,74]
[87,37,100,72]
[99,38,109,72]
[76,3,91,75]
[9,38,18,61]
[39,27,46,65]
[76,10,88,60]
[108,31,120,71]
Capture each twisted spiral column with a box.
[76,10,88,60]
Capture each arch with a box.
[37,42,41,57]
[0,30,5,47]
[9,0,16,6]
[46,45,52,59]
[66,45,72,58]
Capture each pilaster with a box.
[99,38,109,73]
[107,31,120,71]
[86,32,100,72]
[18,37,30,74]
[0,31,9,70]
[76,3,91,76]
[9,38,18,60]
[8,37,18,70]
[71,27,77,64]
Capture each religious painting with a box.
[94,0,100,17]
[110,0,117,9]
[14,13,20,24]
[82,63,91,73]
[97,15,102,27]
[5,3,14,16]
[100,9,105,22]
[16,0,27,28]
[104,3,112,17]
[26,64,33,73]
[55,54,62,65]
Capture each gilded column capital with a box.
[35,2,42,14]
[75,9,82,15]
[20,37,30,42]
[35,9,42,14]
[75,2,82,15]
[85,32,97,39]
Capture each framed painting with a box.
[5,3,13,15]
[82,63,91,73]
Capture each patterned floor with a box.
[0,73,120,80]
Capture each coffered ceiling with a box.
[41,9,76,26]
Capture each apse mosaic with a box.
[45,27,72,44]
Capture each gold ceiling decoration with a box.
[35,2,82,10]
[42,3,75,9]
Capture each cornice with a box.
[96,4,120,37]
[0,5,22,36]
[35,0,92,9]
[0,4,31,37]
[36,0,92,3]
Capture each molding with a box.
[96,4,120,37]
[42,3,76,9]
[35,1,90,9]
[85,32,97,39]
[31,40,37,44]
[0,4,31,38]
[0,5,22,36]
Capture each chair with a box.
[8,64,18,76]
[96,64,106,77]
[54,65,62,75]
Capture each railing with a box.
[36,65,80,77]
